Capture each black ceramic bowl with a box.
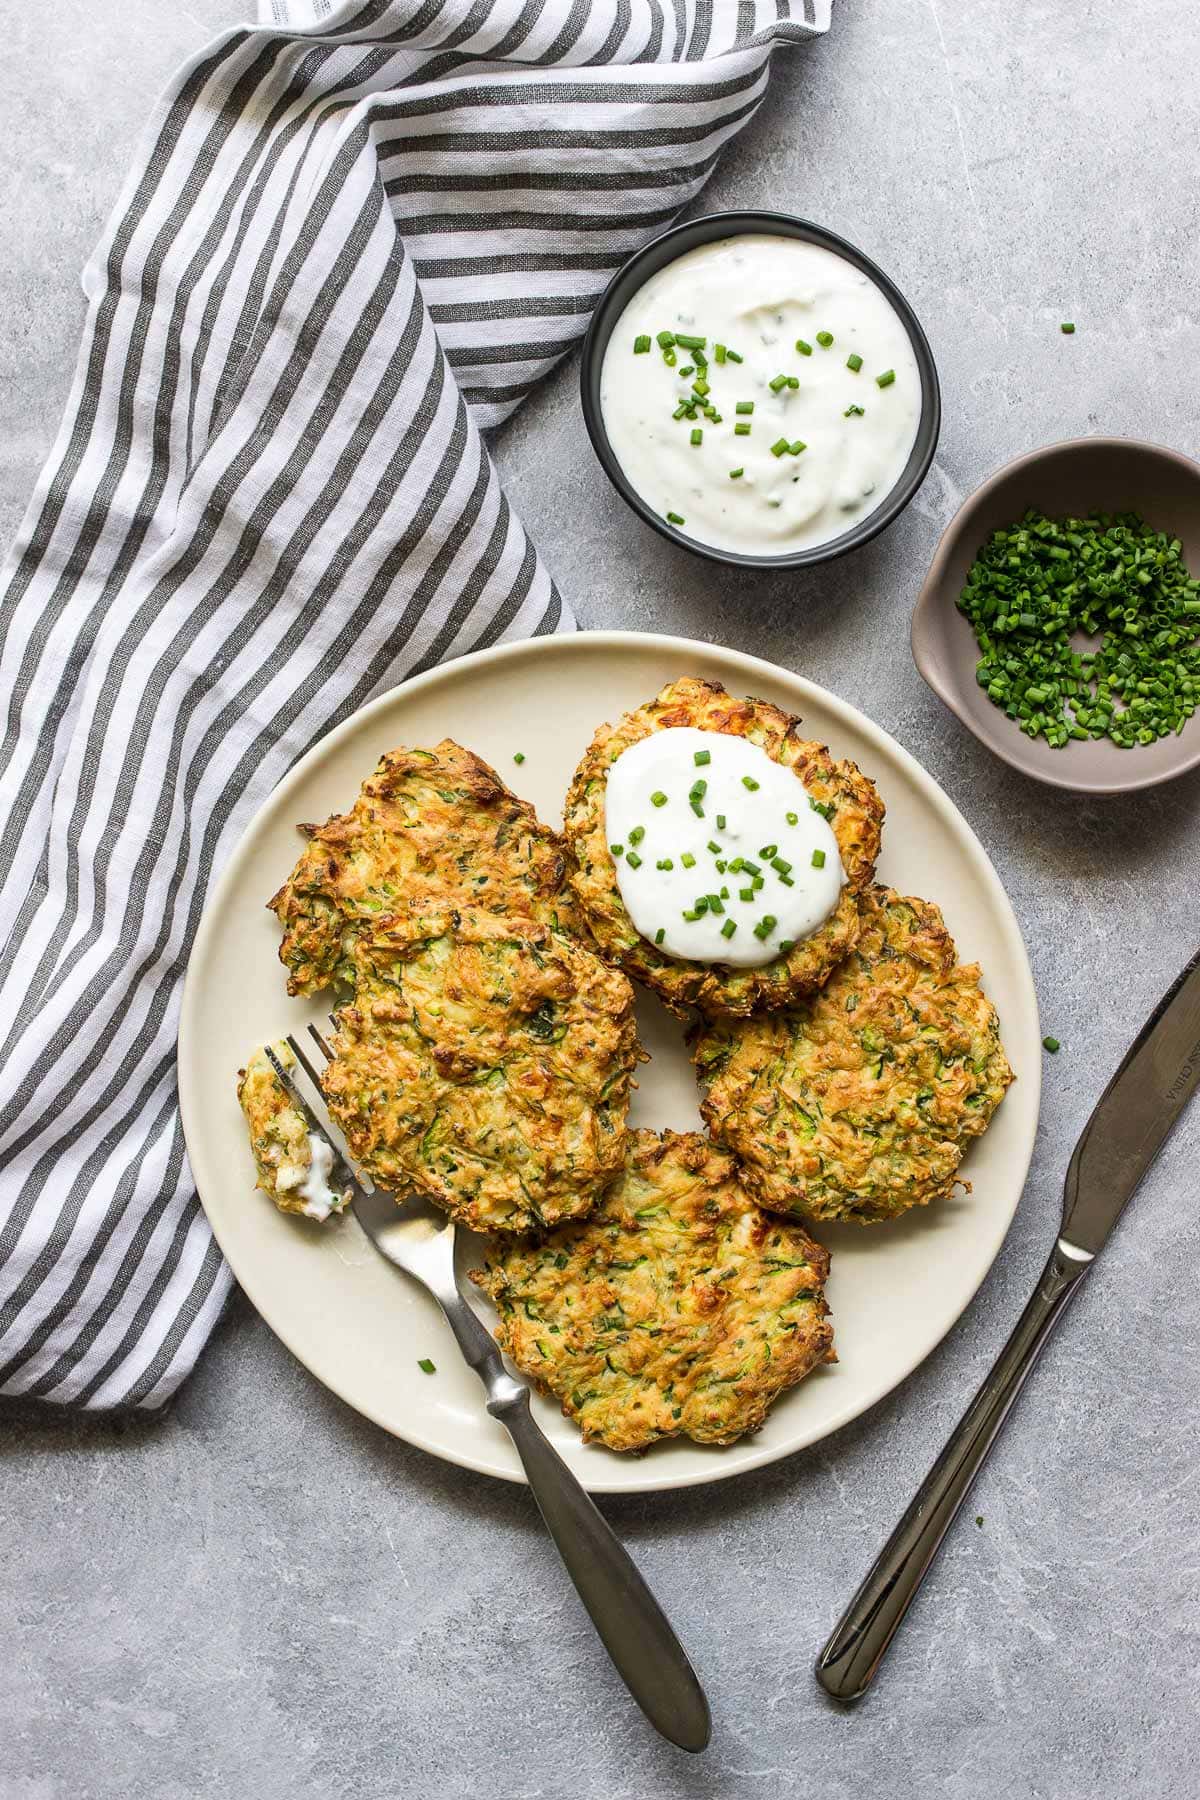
[579,210,941,570]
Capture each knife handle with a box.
[815,1237,1093,1703]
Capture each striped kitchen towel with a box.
[0,0,830,1411]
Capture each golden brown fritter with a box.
[562,677,884,1017]
[471,1130,834,1452]
[269,740,581,997]
[236,1043,351,1222]
[320,908,641,1234]
[693,887,1013,1225]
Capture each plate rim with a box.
[179,629,1041,1494]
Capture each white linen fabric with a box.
[0,0,829,1410]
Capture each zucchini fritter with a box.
[237,1043,351,1222]
[471,1130,834,1451]
[562,677,884,1017]
[320,909,640,1234]
[693,887,1013,1225]
[269,740,580,997]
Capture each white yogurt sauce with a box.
[600,234,921,556]
[605,728,843,966]
[277,1132,344,1221]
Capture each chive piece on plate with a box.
[418,1358,436,1374]
[729,467,744,479]
[633,334,651,354]
[513,751,525,764]
[666,511,685,524]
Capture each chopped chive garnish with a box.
[693,747,712,766]
[513,751,525,764]
[663,348,677,366]
[715,859,727,873]
[714,342,727,363]
[743,775,759,790]
[690,428,703,447]
[786,811,798,825]
[672,402,689,420]
[1043,1035,1061,1052]
[706,894,724,914]
[728,856,744,872]
[418,1358,436,1374]
[735,401,755,415]
[693,896,710,914]
[656,330,675,347]
[633,334,651,354]
[666,511,685,525]
[726,348,743,363]
[651,790,668,807]
[678,365,695,379]
[690,780,708,800]
[655,857,674,870]
[721,918,737,940]
[690,801,704,817]
[692,378,710,398]
[816,330,834,347]
[753,915,778,940]
[655,928,665,945]
[720,885,729,897]
[674,332,706,349]
[706,839,722,855]
[846,352,863,372]
[729,467,745,479]
[809,797,835,820]
[770,437,789,458]
[628,825,645,844]
[682,908,702,921]
[759,843,778,858]
[626,851,642,869]
[739,887,755,903]
[769,374,788,393]
[752,874,764,890]
[742,859,761,875]
[795,338,812,356]
[844,404,865,418]
[693,348,708,369]
[788,439,806,455]
[610,843,624,856]
[734,423,752,437]
[1060,323,1075,335]
[876,368,896,387]
[778,939,795,953]
[811,848,826,869]
[716,814,726,829]
[786,376,799,389]
[681,851,696,868]
[779,874,794,886]
[772,857,792,875]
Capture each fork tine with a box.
[289,1028,326,1092]
[272,1034,365,1196]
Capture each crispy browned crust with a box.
[320,908,642,1234]
[471,1129,834,1452]
[561,677,884,1017]
[269,739,582,997]
[693,886,1014,1225]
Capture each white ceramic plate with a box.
[179,633,1040,1493]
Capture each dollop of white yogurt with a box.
[605,728,843,966]
[600,234,921,556]
[277,1132,344,1221]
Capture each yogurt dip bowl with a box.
[581,212,940,569]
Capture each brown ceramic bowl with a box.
[912,437,1200,794]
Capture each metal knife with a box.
[816,944,1200,1703]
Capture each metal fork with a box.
[264,1029,711,1754]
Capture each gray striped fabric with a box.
[0,0,829,1410]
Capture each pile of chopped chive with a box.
[957,509,1200,749]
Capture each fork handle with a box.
[815,1238,1092,1703]
[436,1289,711,1753]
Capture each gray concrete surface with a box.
[3,3,1199,1797]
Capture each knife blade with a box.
[1061,944,1200,1256]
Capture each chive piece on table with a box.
[816,330,834,347]
[633,334,651,354]
[1043,1035,1061,1052]
[846,352,863,372]
[1060,322,1075,334]
[876,368,896,387]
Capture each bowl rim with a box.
[912,434,1200,795]
[579,208,941,571]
